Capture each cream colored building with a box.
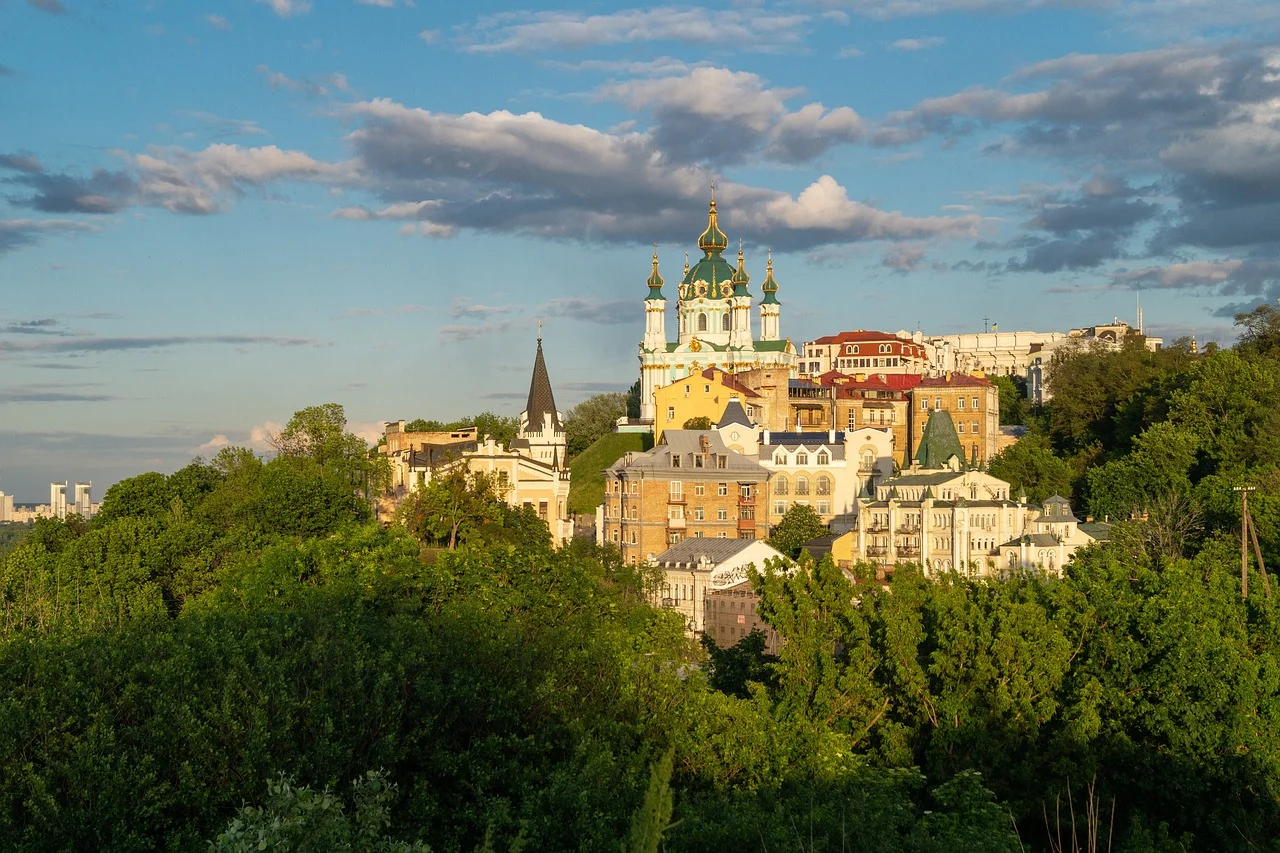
[381,336,574,543]
[922,330,1067,378]
[758,427,895,533]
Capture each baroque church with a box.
[638,194,799,422]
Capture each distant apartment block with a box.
[50,482,67,520]
[0,491,13,522]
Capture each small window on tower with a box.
[722,313,731,331]
[698,313,708,332]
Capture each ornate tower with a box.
[677,192,736,346]
[517,334,567,469]
[759,249,781,342]
[728,240,753,349]
[643,245,666,351]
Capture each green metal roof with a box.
[683,251,736,299]
[914,409,967,470]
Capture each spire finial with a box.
[684,251,689,276]
[710,180,716,202]
[537,318,542,343]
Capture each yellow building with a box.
[652,367,763,441]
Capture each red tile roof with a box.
[809,330,908,345]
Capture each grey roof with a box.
[609,430,769,476]
[654,537,757,566]
[800,534,839,559]
[717,398,754,429]
[761,431,847,447]
[1079,522,1112,541]
[1034,495,1079,523]
[999,533,1063,548]
[883,472,965,487]
[408,441,478,468]
[523,338,561,432]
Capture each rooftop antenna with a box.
[983,316,990,333]
[1136,291,1144,335]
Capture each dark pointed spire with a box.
[524,336,562,433]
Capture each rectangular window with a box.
[717,532,728,538]
[775,500,787,516]
[739,529,755,540]
[972,420,979,432]
[695,483,705,495]
[630,482,638,494]
[717,507,728,521]
[718,483,728,496]
[669,481,683,499]
[668,505,684,520]
[972,396,980,409]
[694,455,704,468]
[538,501,548,520]
[671,455,681,468]
[694,531,703,538]
[684,386,690,397]
[740,484,753,498]
[717,455,727,469]
[667,406,675,421]
[847,411,857,429]
[817,500,830,515]
[935,396,942,409]
[958,423,965,434]
[694,507,705,521]
[958,397,965,410]
[921,398,929,410]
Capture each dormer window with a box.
[671,455,681,468]
[796,452,809,465]
[817,451,829,465]
[774,452,786,465]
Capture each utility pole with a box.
[1234,486,1270,600]
[983,316,990,333]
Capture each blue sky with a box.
[2,0,1279,500]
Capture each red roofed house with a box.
[800,330,930,377]
[830,372,923,466]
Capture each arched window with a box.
[722,313,731,331]
[795,476,810,495]
[852,345,860,354]
[816,475,831,496]
[698,312,708,332]
[817,451,829,465]
[861,450,874,469]
[773,476,789,495]
[796,452,809,465]
[774,451,786,465]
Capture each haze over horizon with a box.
[2,0,1279,501]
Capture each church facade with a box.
[638,195,798,422]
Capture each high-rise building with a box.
[0,491,13,522]
[50,482,68,520]
[74,482,93,518]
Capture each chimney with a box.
[828,428,836,443]
[763,429,770,444]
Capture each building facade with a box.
[830,372,922,466]
[380,337,574,543]
[909,373,999,467]
[650,537,788,636]
[800,330,930,377]
[758,428,894,533]
[638,197,798,422]
[923,330,1067,377]
[705,581,783,654]
[602,430,773,564]
[652,367,763,442]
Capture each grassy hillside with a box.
[568,432,653,515]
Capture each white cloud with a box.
[460,6,808,54]
[204,14,231,30]
[759,175,980,239]
[254,64,330,97]
[890,36,945,50]
[256,0,311,18]
[1112,259,1244,288]
[248,421,283,452]
[418,29,440,43]
[193,433,231,455]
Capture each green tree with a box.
[681,416,713,430]
[624,748,675,853]
[1233,301,1280,359]
[564,392,628,458]
[992,375,1025,426]
[626,379,642,420]
[767,503,828,558]
[700,629,779,699]
[208,770,428,852]
[397,469,508,549]
[987,428,1073,503]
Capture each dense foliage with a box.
[0,309,1277,850]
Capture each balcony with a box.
[866,545,888,557]
[667,517,686,530]
[858,463,878,473]
[667,494,686,504]
[738,494,755,505]
[897,546,920,558]
[867,522,889,533]
[737,517,755,530]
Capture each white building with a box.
[922,330,1067,378]
[50,482,67,520]
[756,427,895,533]
[638,195,797,423]
[0,491,13,522]
[73,482,93,519]
[650,537,790,636]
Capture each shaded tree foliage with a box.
[564,392,628,459]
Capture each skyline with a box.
[3,0,1280,500]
